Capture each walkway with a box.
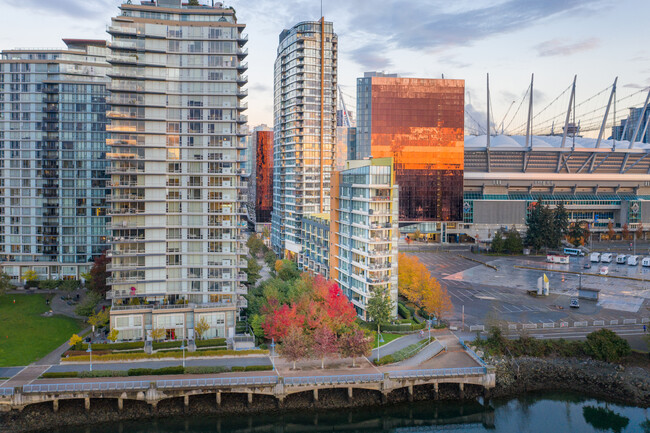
[369,332,427,361]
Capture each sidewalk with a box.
[369,333,427,361]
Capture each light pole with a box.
[87,343,93,372]
[377,325,384,361]
[428,313,433,341]
[180,340,186,368]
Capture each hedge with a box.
[184,366,229,375]
[231,365,272,372]
[62,349,268,362]
[78,370,124,378]
[397,302,412,320]
[77,342,144,351]
[375,338,433,366]
[128,366,184,376]
[152,341,182,350]
[42,371,78,379]
[195,338,226,348]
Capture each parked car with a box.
[570,298,580,308]
[584,262,591,269]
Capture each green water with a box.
[49,392,650,433]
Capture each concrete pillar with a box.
[434,382,439,400]
[84,397,90,411]
[347,387,353,401]
[277,396,284,408]
[216,391,221,407]
[381,393,388,404]
[183,395,189,413]
[313,388,319,402]
[149,401,158,413]
[117,398,123,411]
[247,392,253,405]
[408,385,413,402]
[459,383,465,399]
[52,399,59,413]
[484,387,491,400]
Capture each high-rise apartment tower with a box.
[271,19,337,257]
[107,0,249,342]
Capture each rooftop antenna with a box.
[561,75,577,149]
[525,74,534,149]
[320,0,323,18]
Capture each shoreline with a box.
[3,356,649,432]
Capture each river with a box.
[43,392,650,433]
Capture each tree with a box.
[568,221,589,247]
[491,231,504,254]
[249,314,264,340]
[552,201,570,248]
[261,226,270,240]
[187,0,200,5]
[247,234,265,258]
[68,334,82,347]
[38,279,59,291]
[312,326,338,369]
[87,251,110,296]
[584,329,631,363]
[420,277,453,323]
[622,223,630,241]
[339,329,372,367]
[278,327,310,370]
[264,250,277,271]
[0,273,12,297]
[88,309,109,331]
[107,328,119,342]
[194,316,210,340]
[151,327,166,342]
[366,286,393,334]
[22,270,39,287]
[398,253,431,308]
[525,203,556,251]
[275,259,300,281]
[60,279,80,295]
[637,223,644,241]
[74,291,102,317]
[245,257,262,286]
[504,230,523,254]
[607,221,615,240]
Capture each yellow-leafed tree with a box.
[421,277,454,322]
[398,253,432,308]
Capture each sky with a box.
[1,0,649,134]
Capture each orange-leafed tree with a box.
[607,221,615,239]
[398,253,432,308]
[636,223,644,240]
[622,223,630,241]
[421,277,454,323]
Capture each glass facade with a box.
[356,75,464,222]
[0,42,109,281]
[248,128,273,224]
[271,19,338,256]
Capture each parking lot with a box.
[408,251,650,328]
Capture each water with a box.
[48,392,650,433]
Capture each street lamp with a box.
[270,337,276,358]
[377,330,384,361]
[180,340,186,368]
[428,313,434,341]
[86,343,93,372]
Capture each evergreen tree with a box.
[551,201,570,248]
[491,231,504,254]
[525,203,545,252]
[366,286,393,333]
[504,229,524,254]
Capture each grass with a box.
[371,332,401,349]
[62,348,268,362]
[0,294,83,367]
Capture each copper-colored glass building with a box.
[355,73,464,222]
[248,127,274,227]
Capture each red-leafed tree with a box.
[339,328,372,367]
[278,327,311,370]
[88,251,110,295]
[261,303,303,342]
[312,326,339,369]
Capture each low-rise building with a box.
[300,213,330,279]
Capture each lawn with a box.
[371,332,402,349]
[0,294,83,367]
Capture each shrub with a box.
[196,347,227,352]
[42,371,78,379]
[38,279,60,290]
[184,366,229,375]
[78,341,144,351]
[62,349,268,362]
[78,370,124,378]
[231,366,245,372]
[127,366,184,376]
[195,338,226,348]
[584,329,631,363]
[152,341,182,350]
[397,303,412,320]
[244,365,273,371]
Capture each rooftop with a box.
[465,134,650,151]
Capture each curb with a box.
[458,255,498,271]
[514,265,648,282]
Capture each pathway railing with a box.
[23,381,150,393]
[0,387,14,396]
[284,374,384,386]
[157,376,277,389]
[389,367,487,379]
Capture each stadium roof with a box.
[465,134,650,151]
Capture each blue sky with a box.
[1,0,648,133]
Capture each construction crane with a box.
[337,85,354,128]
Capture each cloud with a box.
[5,0,113,19]
[348,43,393,71]
[534,38,600,57]
[345,0,594,51]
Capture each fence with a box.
[389,367,487,379]
[482,318,650,332]
[0,388,14,396]
[157,376,277,389]
[285,374,383,386]
[23,381,150,393]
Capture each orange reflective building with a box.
[250,128,273,225]
[355,73,464,222]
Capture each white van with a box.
[590,252,601,263]
[616,254,627,264]
[601,253,613,263]
[628,255,640,266]
[643,257,650,267]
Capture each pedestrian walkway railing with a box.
[285,373,384,386]
[23,381,150,393]
[389,367,487,379]
[0,387,14,396]
[156,376,277,389]
[458,340,488,367]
